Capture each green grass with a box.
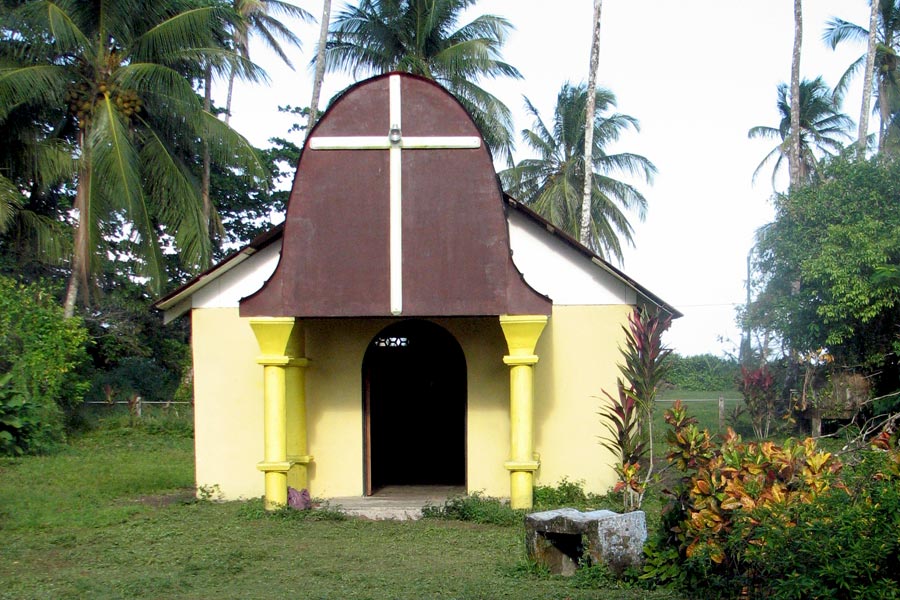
[0,417,682,600]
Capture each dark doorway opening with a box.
[363,320,466,495]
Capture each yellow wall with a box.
[302,317,510,498]
[191,308,627,501]
[192,308,264,499]
[533,304,630,494]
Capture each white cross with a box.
[308,74,481,315]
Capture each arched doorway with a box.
[362,320,466,495]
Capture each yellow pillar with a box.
[250,318,311,510]
[285,358,312,490]
[499,314,548,510]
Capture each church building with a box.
[155,73,679,510]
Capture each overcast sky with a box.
[221,1,871,357]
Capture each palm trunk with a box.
[202,66,212,234]
[64,131,91,319]
[879,26,894,151]
[578,0,602,248]
[225,66,236,125]
[307,0,332,136]
[859,0,879,152]
[789,0,802,189]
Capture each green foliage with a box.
[752,461,900,599]
[748,77,852,188]
[0,276,89,454]
[500,83,656,261]
[0,0,266,305]
[326,0,521,162]
[738,365,779,439]
[237,498,348,522]
[599,383,646,465]
[599,307,672,510]
[81,403,194,438]
[666,354,739,392]
[620,308,673,410]
[87,357,178,405]
[643,400,900,598]
[749,154,900,377]
[421,491,522,526]
[212,141,295,259]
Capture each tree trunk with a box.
[859,0,879,152]
[307,0,332,137]
[202,66,212,235]
[578,0,602,248]
[64,131,91,319]
[225,66,236,125]
[789,0,802,190]
[880,24,893,150]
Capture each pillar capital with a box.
[499,315,548,356]
[249,317,304,357]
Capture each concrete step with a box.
[326,485,465,521]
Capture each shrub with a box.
[667,353,740,392]
[86,356,179,405]
[0,276,89,454]
[641,400,900,598]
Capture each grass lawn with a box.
[0,417,682,600]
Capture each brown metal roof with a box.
[155,73,680,321]
[240,72,550,318]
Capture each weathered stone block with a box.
[585,509,647,574]
[525,508,646,576]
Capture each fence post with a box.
[718,396,725,431]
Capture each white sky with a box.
[221,0,870,357]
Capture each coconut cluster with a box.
[64,80,142,129]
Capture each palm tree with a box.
[824,1,900,150]
[324,0,522,162]
[224,0,313,125]
[0,109,72,265]
[0,0,265,317]
[749,77,853,189]
[500,83,656,263]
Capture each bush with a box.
[641,401,900,598]
[0,276,89,454]
[666,354,739,392]
[86,356,179,405]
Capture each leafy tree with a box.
[824,0,900,151]
[0,0,265,317]
[213,141,296,257]
[0,275,89,455]
[324,0,521,162]
[500,83,655,262]
[747,154,900,390]
[0,105,73,267]
[667,353,740,392]
[748,77,853,189]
